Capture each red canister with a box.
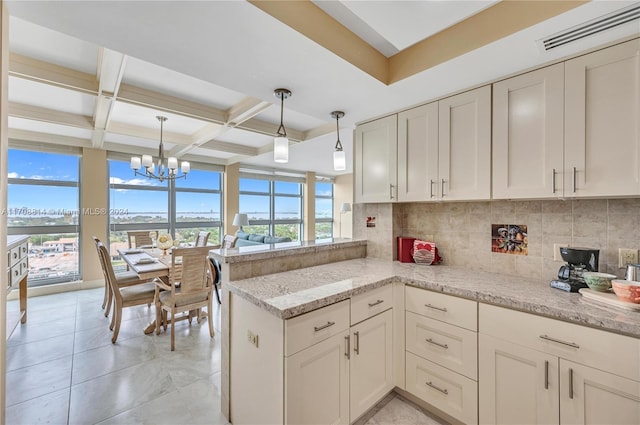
[397,237,416,263]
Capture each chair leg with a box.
[155,301,162,335]
[207,298,215,338]
[170,310,175,351]
[101,281,108,309]
[109,297,116,330]
[104,288,113,318]
[111,302,122,343]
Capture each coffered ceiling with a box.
[5,1,640,177]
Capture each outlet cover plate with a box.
[619,248,638,268]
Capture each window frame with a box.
[315,181,334,239]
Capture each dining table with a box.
[117,247,178,334]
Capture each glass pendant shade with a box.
[333,149,346,171]
[274,136,289,163]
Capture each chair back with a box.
[169,246,212,299]
[96,241,121,302]
[222,234,237,248]
[195,231,210,247]
[93,236,109,279]
[127,231,154,248]
[208,257,221,285]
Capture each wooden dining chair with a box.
[195,231,211,247]
[208,257,222,305]
[127,231,154,248]
[154,245,215,350]
[93,236,153,318]
[222,234,237,248]
[96,241,157,343]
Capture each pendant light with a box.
[331,111,346,171]
[273,88,292,163]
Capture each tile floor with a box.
[6,287,446,425]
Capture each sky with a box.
[7,150,333,219]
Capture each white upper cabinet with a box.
[492,63,565,199]
[397,86,491,202]
[397,102,439,202]
[439,85,492,200]
[354,115,398,203]
[564,39,640,198]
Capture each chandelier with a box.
[130,116,190,182]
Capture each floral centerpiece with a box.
[157,232,173,255]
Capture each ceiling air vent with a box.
[541,3,640,51]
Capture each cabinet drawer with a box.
[351,285,392,325]
[9,246,21,267]
[405,285,477,331]
[10,265,22,287]
[285,300,350,357]
[20,242,28,259]
[406,351,478,425]
[20,258,28,278]
[480,303,640,381]
[406,311,477,380]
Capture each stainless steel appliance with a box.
[625,264,640,281]
[550,247,599,292]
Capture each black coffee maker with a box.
[550,247,599,292]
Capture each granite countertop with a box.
[210,238,366,264]
[226,258,640,339]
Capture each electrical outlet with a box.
[554,243,568,262]
[247,330,259,348]
[618,248,638,268]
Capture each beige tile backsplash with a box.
[354,199,640,281]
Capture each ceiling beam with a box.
[92,48,127,148]
[200,140,259,157]
[8,102,93,129]
[238,117,305,142]
[227,97,272,127]
[303,122,336,141]
[8,128,91,149]
[168,122,230,158]
[107,121,192,145]
[9,52,98,94]
[117,83,227,123]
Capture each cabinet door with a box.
[350,309,393,421]
[439,85,491,200]
[565,39,640,197]
[354,115,398,203]
[479,334,559,425]
[286,331,349,425]
[560,360,640,425]
[397,103,438,202]
[493,64,565,199]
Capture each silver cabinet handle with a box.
[425,303,448,313]
[441,178,446,197]
[552,169,556,194]
[354,331,360,355]
[545,360,549,390]
[368,299,384,307]
[426,381,448,395]
[314,321,335,332]
[539,335,580,349]
[572,167,577,193]
[426,338,449,349]
[344,335,350,359]
[569,367,574,399]
[389,184,394,200]
[429,179,435,198]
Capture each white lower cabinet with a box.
[350,309,394,421]
[479,303,640,425]
[286,331,350,425]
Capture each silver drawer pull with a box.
[544,360,549,390]
[344,335,350,359]
[424,303,448,313]
[368,299,384,307]
[314,321,336,332]
[426,381,448,395]
[426,338,449,349]
[569,367,574,399]
[539,335,580,349]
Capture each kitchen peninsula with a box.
[225,258,640,425]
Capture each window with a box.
[315,182,334,239]
[7,149,81,286]
[239,177,303,241]
[109,159,222,265]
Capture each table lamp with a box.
[232,213,249,233]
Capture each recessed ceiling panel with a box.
[9,116,93,139]
[214,128,272,148]
[9,16,99,74]
[9,76,96,116]
[109,101,207,134]
[123,56,246,110]
[254,104,326,131]
[190,147,237,159]
[337,1,498,52]
[104,132,176,151]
